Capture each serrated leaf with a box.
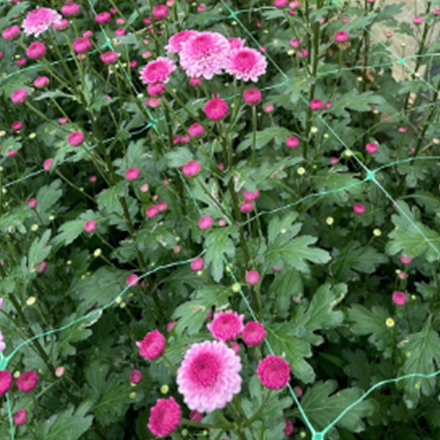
[294,380,376,433]
[172,285,230,335]
[397,320,440,406]
[36,406,93,440]
[237,126,292,153]
[28,230,51,272]
[273,269,303,318]
[204,227,237,282]
[36,179,63,221]
[94,381,129,426]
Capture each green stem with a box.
[251,106,257,166]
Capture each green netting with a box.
[1,1,440,439]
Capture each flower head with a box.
[179,31,230,79]
[152,5,169,19]
[129,369,142,384]
[16,371,39,393]
[229,37,246,49]
[188,122,205,137]
[68,131,84,146]
[286,136,299,148]
[353,203,365,215]
[284,419,294,435]
[0,371,12,396]
[13,409,27,426]
[177,340,242,412]
[257,355,290,389]
[136,329,166,360]
[2,25,20,40]
[148,397,181,437]
[95,12,111,24]
[392,291,407,306]
[198,215,213,230]
[245,270,260,285]
[400,255,412,265]
[26,42,46,59]
[334,31,349,43]
[100,51,119,64]
[140,57,176,84]
[243,189,260,201]
[165,30,199,54]
[225,47,267,82]
[61,2,81,16]
[72,37,91,53]
[125,167,140,181]
[207,311,244,341]
[44,158,54,171]
[34,76,49,88]
[126,274,139,287]
[309,99,323,110]
[183,160,201,177]
[11,89,28,103]
[242,321,266,346]
[146,205,159,218]
[190,257,204,271]
[84,220,96,232]
[22,8,62,37]
[365,143,378,154]
[243,88,262,105]
[204,96,228,121]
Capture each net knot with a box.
[229,11,238,19]
[397,58,405,64]
[313,433,324,440]
[366,170,376,181]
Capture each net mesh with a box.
[0,0,439,439]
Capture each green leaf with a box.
[347,304,392,351]
[165,147,193,167]
[237,126,292,153]
[204,227,237,282]
[34,90,75,101]
[273,269,303,318]
[28,230,52,272]
[36,179,63,221]
[294,380,376,433]
[172,285,230,335]
[332,91,386,115]
[36,405,93,440]
[266,283,345,383]
[94,381,129,426]
[397,320,440,407]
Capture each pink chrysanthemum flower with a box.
[392,291,407,306]
[152,5,169,19]
[100,51,119,64]
[243,88,262,105]
[286,136,299,148]
[84,220,96,232]
[136,329,166,360]
[207,311,244,342]
[309,99,323,110]
[229,37,246,49]
[95,11,111,24]
[334,31,349,43]
[365,143,378,154]
[34,76,49,88]
[129,369,142,384]
[245,270,260,285]
[284,419,294,435]
[242,321,266,346]
[147,83,166,96]
[13,409,27,426]
[72,37,91,53]
[0,371,12,396]
[53,18,69,31]
[353,203,365,215]
[26,42,46,60]
[26,198,37,208]
[61,2,81,17]
[16,371,39,393]
[125,167,140,181]
[243,189,260,201]
[183,160,201,177]
[190,257,204,271]
[179,31,230,80]
[165,30,198,54]
[43,158,54,171]
[68,131,84,146]
[204,96,228,121]
[126,274,139,287]
[11,89,27,103]
[257,355,290,390]
[140,57,176,84]
[2,25,20,40]
[198,215,213,230]
[400,255,412,265]
[146,205,159,218]
[240,201,253,213]
[176,340,242,412]
[225,47,267,82]
[148,397,181,437]
[188,122,205,137]
[22,8,62,37]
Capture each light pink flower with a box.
[392,291,407,306]
[16,371,39,393]
[152,5,169,19]
[146,205,159,218]
[264,103,274,113]
[147,83,166,96]
[176,340,242,412]
[290,38,301,48]
[183,160,201,177]
[207,311,244,341]
[44,158,54,171]
[26,198,37,208]
[257,355,290,389]
[165,30,199,54]
[22,8,62,37]
[0,371,12,396]
[0,331,5,352]
[100,51,119,64]
[365,143,378,154]
[241,201,254,213]
[55,367,65,377]
[137,329,166,360]
[243,189,259,201]
[129,369,142,384]
[84,220,96,232]
[400,256,412,264]
[11,89,28,103]
[198,215,213,230]
[229,37,246,49]
[286,136,299,148]
[190,257,204,271]
[243,88,262,105]
[13,409,27,426]
[26,42,46,59]
[179,31,230,79]
[188,122,205,137]
[140,57,176,84]
[68,131,84,146]
[2,25,20,40]
[126,274,139,287]
[53,19,69,31]
[34,76,49,88]
[353,203,365,215]
[334,31,349,43]
[148,397,181,437]
[61,2,81,17]
[245,270,260,285]
[242,321,266,346]
[413,16,423,24]
[204,96,228,121]
[225,47,267,82]
[95,11,111,24]
[125,167,140,181]
[274,0,289,6]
